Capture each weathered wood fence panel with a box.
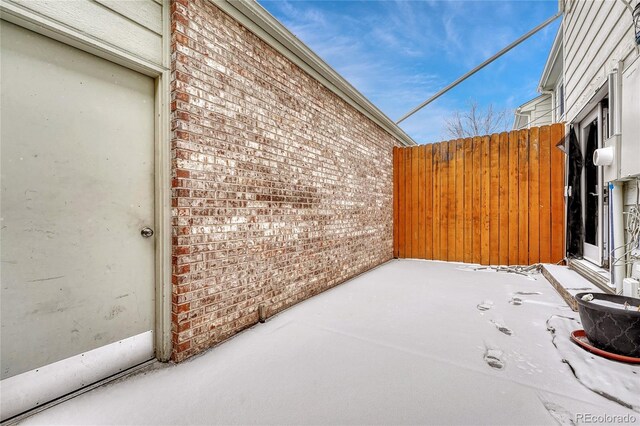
[393,123,565,266]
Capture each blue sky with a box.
[258,0,560,144]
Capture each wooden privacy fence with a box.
[393,123,565,266]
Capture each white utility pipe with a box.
[610,181,625,294]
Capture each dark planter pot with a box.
[575,292,640,358]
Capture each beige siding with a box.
[514,95,553,130]
[95,0,162,34]
[514,114,529,130]
[531,95,553,126]
[563,0,636,121]
[5,0,163,66]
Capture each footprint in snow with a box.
[509,297,523,306]
[484,348,505,369]
[514,291,541,296]
[477,300,494,311]
[491,320,513,336]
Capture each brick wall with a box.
[170,0,402,361]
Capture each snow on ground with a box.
[547,315,640,412]
[18,259,639,425]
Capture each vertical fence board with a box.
[393,147,399,257]
[480,135,490,265]
[498,132,510,264]
[404,148,410,258]
[403,148,410,258]
[425,144,433,260]
[409,148,416,258]
[418,146,426,259]
[508,131,519,264]
[393,124,565,266]
[411,147,420,258]
[489,134,500,264]
[432,143,441,261]
[463,138,474,263]
[447,140,457,261]
[472,137,482,264]
[518,130,529,265]
[550,123,565,263]
[441,142,450,261]
[528,127,540,264]
[539,126,552,263]
[412,147,420,258]
[455,139,465,262]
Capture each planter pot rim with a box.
[575,292,640,318]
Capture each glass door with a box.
[580,108,603,265]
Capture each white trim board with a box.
[538,24,563,92]
[568,80,607,124]
[213,0,417,147]
[154,0,173,362]
[0,0,165,77]
[0,331,155,422]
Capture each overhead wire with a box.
[395,12,563,124]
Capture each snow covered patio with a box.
[18,260,638,425]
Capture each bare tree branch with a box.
[443,100,509,139]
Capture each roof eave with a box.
[538,24,563,92]
[516,93,552,112]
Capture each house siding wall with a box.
[532,95,553,127]
[525,95,553,129]
[170,0,401,361]
[563,1,640,279]
[563,0,636,122]
[513,95,552,130]
[4,0,165,66]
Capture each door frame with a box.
[579,107,604,266]
[0,2,172,362]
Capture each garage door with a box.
[1,21,155,420]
